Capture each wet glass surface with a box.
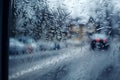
[9,0,120,80]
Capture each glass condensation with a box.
[9,0,120,80]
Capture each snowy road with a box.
[9,40,120,80]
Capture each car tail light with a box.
[95,38,100,42]
[103,38,107,43]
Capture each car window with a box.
[9,0,120,80]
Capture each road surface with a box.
[9,39,120,80]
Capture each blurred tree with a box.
[94,0,114,35]
[10,0,70,41]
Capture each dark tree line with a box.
[10,0,70,41]
[10,0,120,40]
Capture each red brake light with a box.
[95,38,99,42]
[103,38,107,42]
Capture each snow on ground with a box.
[63,50,112,80]
[63,39,120,80]
[9,44,89,80]
[9,39,120,80]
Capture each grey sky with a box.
[47,0,120,23]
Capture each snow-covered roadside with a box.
[9,45,89,80]
[9,38,89,68]
[63,40,120,80]
[9,38,120,80]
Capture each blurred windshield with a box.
[9,0,120,80]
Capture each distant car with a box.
[37,40,59,51]
[9,38,26,55]
[90,34,110,50]
[36,40,68,51]
[17,36,38,53]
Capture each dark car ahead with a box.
[90,34,110,50]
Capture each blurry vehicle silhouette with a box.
[17,36,38,53]
[9,38,26,55]
[90,34,110,50]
